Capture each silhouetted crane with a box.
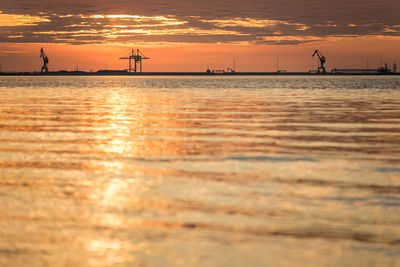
[40,48,49,73]
[119,49,149,72]
[312,50,326,73]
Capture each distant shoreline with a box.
[1,71,400,76]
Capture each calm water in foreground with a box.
[0,76,399,266]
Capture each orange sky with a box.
[0,0,399,72]
[1,37,399,73]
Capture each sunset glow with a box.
[0,0,399,72]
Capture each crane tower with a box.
[119,49,149,73]
[40,48,49,73]
[312,50,326,73]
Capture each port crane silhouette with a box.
[312,50,326,73]
[40,48,49,72]
[119,49,149,72]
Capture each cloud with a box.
[0,0,399,45]
[0,12,50,26]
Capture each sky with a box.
[0,0,399,72]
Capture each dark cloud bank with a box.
[1,0,399,45]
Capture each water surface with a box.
[0,76,399,266]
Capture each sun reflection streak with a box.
[85,90,138,266]
[101,90,133,154]
[86,238,133,266]
[101,179,130,207]
[84,178,130,264]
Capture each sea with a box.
[0,75,399,266]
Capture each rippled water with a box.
[0,76,399,266]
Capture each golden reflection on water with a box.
[0,76,400,266]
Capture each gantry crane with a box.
[312,50,326,73]
[40,48,49,72]
[119,49,149,72]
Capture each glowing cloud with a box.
[201,18,281,28]
[0,11,49,26]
